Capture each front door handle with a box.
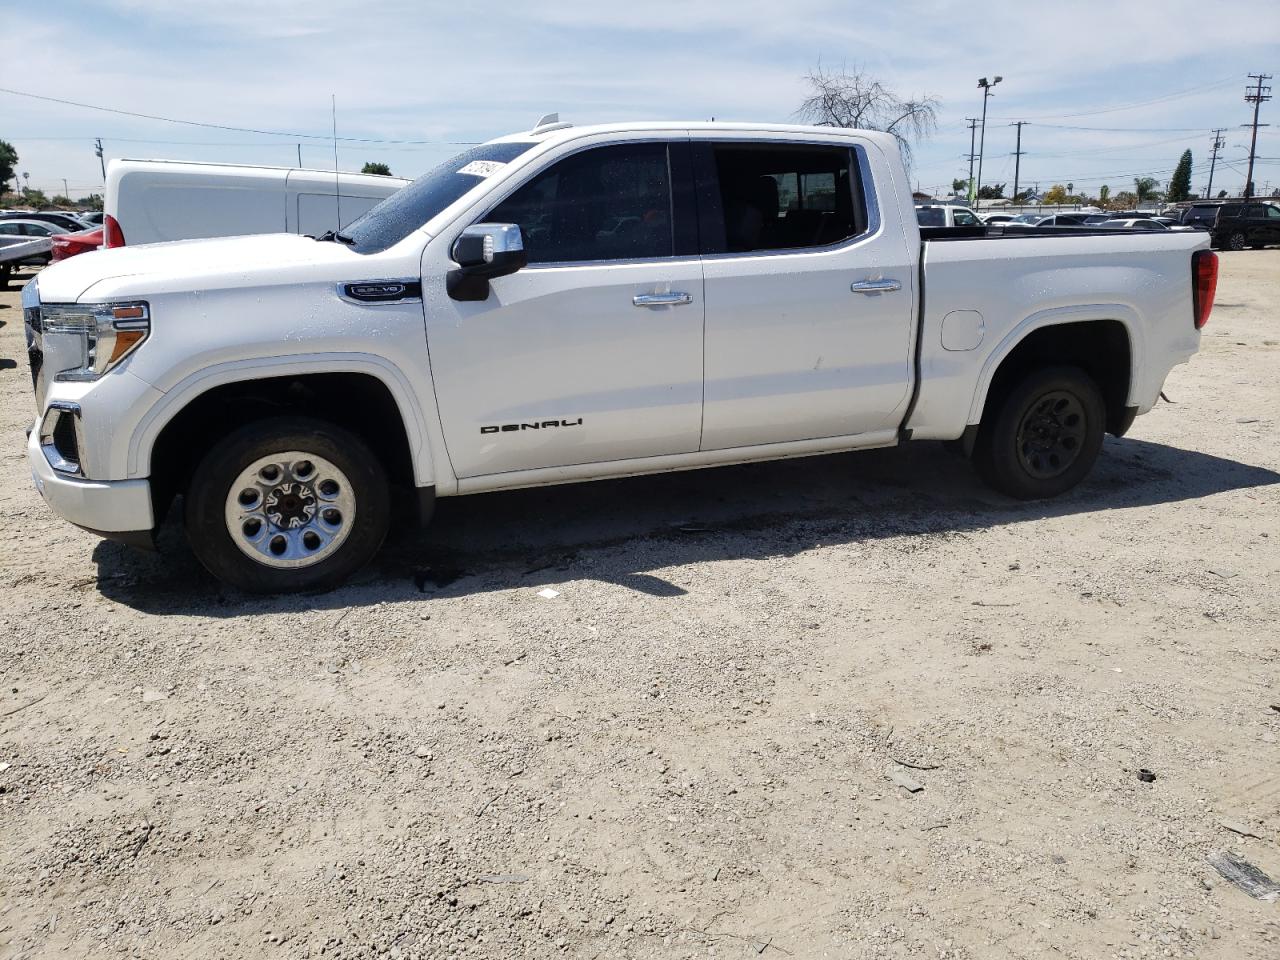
[850,278,902,294]
[633,292,693,307]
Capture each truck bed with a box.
[919,224,1188,242]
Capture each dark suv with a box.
[1182,202,1280,250]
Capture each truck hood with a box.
[33,233,385,303]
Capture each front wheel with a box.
[973,366,1105,500]
[185,417,390,593]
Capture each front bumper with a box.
[27,422,153,534]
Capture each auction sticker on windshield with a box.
[458,160,507,178]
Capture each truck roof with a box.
[486,120,896,149]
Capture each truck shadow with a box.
[91,436,1279,616]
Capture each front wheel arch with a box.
[147,371,420,526]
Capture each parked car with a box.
[0,236,53,287]
[982,213,1018,225]
[78,211,106,227]
[1206,202,1280,250]
[1103,218,1196,232]
[1003,213,1093,228]
[102,159,411,249]
[1179,203,1226,230]
[0,219,70,264]
[0,211,87,232]
[1004,212,1050,226]
[51,226,104,262]
[915,204,982,227]
[1102,218,1170,231]
[24,119,1216,592]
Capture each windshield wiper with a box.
[313,230,356,245]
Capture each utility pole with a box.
[1243,73,1272,198]
[297,143,302,168]
[965,117,978,203]
[1010,121,1026,202]
[94,138,105,179]
[1206,128,1226,199]
[61,178,69,200]
[976,75,1003,202]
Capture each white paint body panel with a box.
[24,121,1208,537]
[105,159,409,246]
[700,132,917,449]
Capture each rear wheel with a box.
[185,417,389,593]
[973,366,1105,500]
[1226,231,1247,251]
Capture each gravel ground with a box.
[1,252,1278,960]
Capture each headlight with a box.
[42,302,150,382]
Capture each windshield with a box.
[337,141,538,254]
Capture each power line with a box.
[987,74,1239,122]
[0,85,478,146]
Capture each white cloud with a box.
[4,0,1278,195]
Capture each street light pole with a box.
[976,76,1003,202]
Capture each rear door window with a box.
[697,142,865,254]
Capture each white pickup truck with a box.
[22,119,1218,592]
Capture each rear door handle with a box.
[633,292,693,307]
[850,279,902,294]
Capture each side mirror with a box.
[447,223,527,302]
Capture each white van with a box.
[102,159,410,248]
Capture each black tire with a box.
[1226,231,1247,251]
[185,416,390,593]
[973,365,1105,500]
[0,263,10,290]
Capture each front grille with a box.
[23,304,45,409]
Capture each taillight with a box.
[103,214,126,248]
[1192,249,1218,330]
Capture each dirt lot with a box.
[1,252,1278,960]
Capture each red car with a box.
[51,226,104,262]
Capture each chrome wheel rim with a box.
[224,451,356,569]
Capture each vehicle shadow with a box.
[92,436,1279,616]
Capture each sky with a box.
[3,0,1279,200]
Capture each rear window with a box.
[339,141,537,254]
[708,143,863,253]
[916,207,945,227]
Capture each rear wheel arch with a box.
[971,313,1137,439]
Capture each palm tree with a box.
[1134,177,1160,203]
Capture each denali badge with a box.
[481,418,583,434]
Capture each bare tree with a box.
[797,64,939,167]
